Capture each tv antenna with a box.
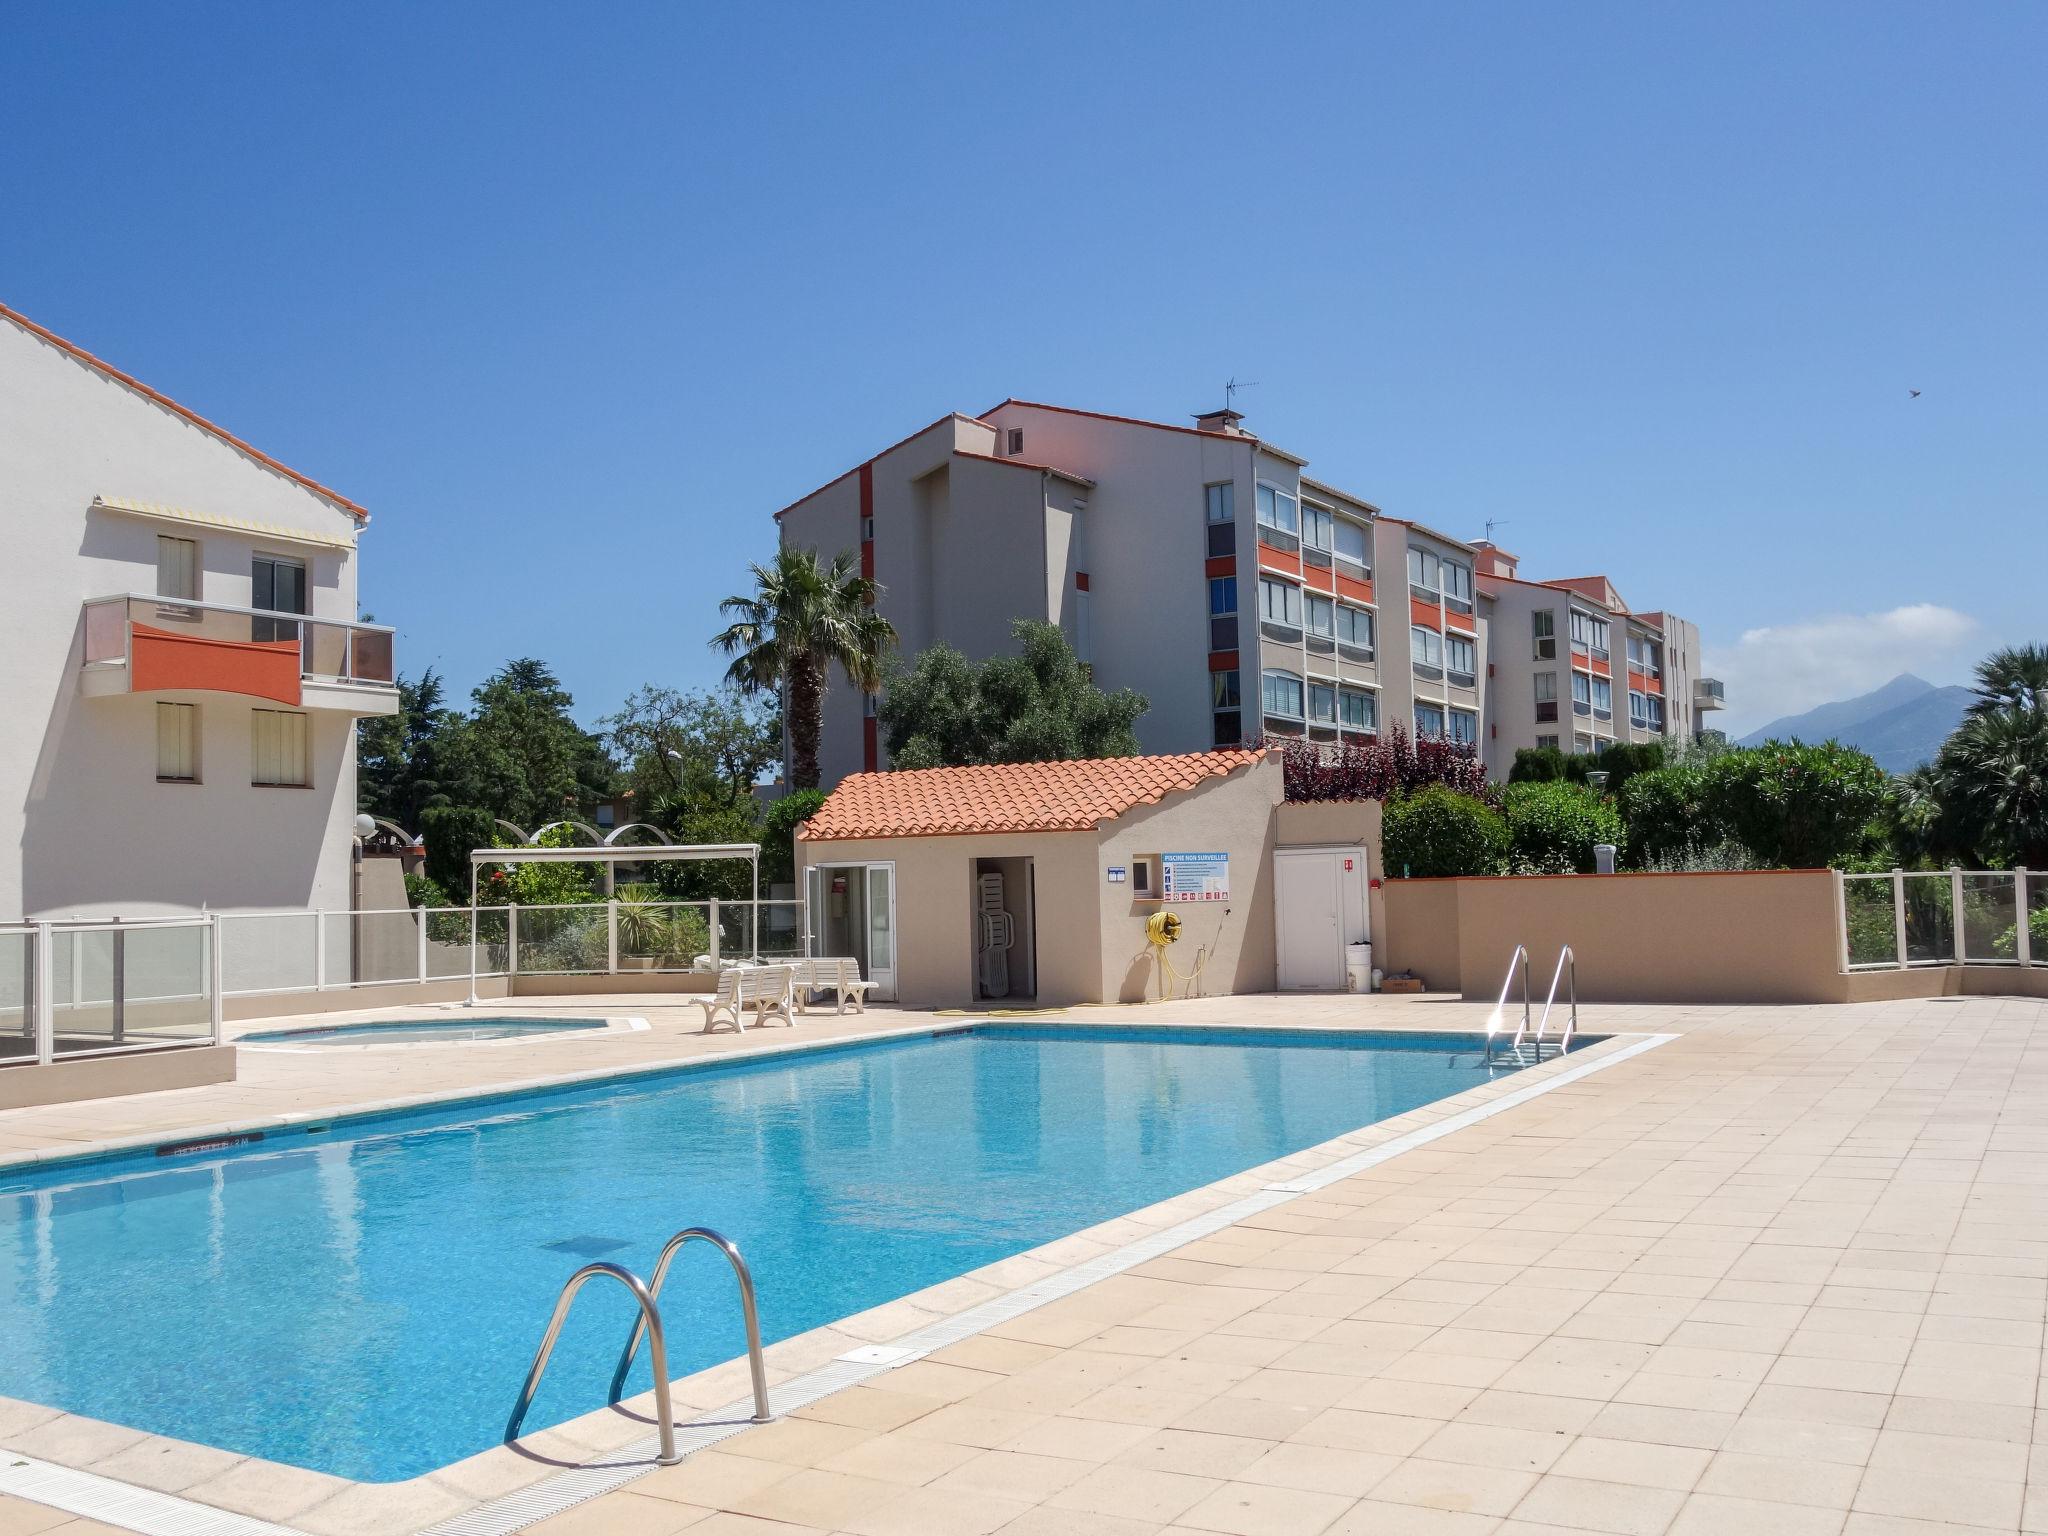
[1483,517,1511,543]
[1224,376,1258,411]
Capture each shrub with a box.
[421,805,500,896]
[403,872,451,909]
[1993,905,2048,961]
[1701,740,1885,869]
[760,788,826,888]
[1274,724,1487,803]
[1509,746,1570,784]
[1620,761,1712,867]
[1383,787,1510,877]
[1637,839,1759,873]
[1502,781,1624,874]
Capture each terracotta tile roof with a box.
[800,750,1270,841]
[0,301,371,523]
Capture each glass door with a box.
[806,863,896,1002]
[252,554,308,652]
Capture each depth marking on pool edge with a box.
[0,1032,1674,1536]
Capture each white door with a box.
[806,862,897,1002]
[1275,847,1369,991]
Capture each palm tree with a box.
[713,547,895,789]
[1969,644,2048,717]
[1934,701,2048,868]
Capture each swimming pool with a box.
[0,1024,1505,1482]
[240,1016,611,1045]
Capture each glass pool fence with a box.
[1836,867,2045,971]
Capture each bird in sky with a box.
[1909,388,1922,398]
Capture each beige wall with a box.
[1275,799,1387,950]
[1381,870,1846,1004]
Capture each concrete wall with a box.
[0,312,368,918]
[1381,869,1847,1004]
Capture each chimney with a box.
[1192,407,1246,435]
[1471,540,1518,579]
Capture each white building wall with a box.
[0,313,369,917]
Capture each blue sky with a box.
[3,3,2041,736]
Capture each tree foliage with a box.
[602,684,779,814]
[1620,739,1884,870]
[881,621,1148,769]
[1932,699,2048,868]
[1502,781,1624,874]
[1383,787,1510,878]
[1271,725,1487,802]
[1509,740,1665,798]
[714,545,895,789]
[760,788,827,889]
[420,805,499,896]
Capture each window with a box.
[1592,678,1613,719]
[251,709,309,787]
[1262,669,1305,721]
[1534,670,1559,723]
[1212,669,1240,709]
[1415,704,1446,739]
[156,536,199,602]
[1570,610,1611,658]
[251,555,306,645]
[1259,576,1301,638]
[1307,681,1338,727]
[1212,668,1241,747]
[1629,635,1662,677]
[1449,709,1478,745]
[1533,609,1557,660]
[1629,690,1650,728]
[1133,857,1154,896]
[1407,547,1440,598]
[1336,603,1374,659]
[1304,592,1335,650]
[1572,672,1592,713]
[1445,633,1476,686]
[1590,616,1610,658]
[1212,711,1242,748]
[1647,695,1665,730]
[1005,427,1024,456]
[1255,483,1299,546]
[1442,561,1473,613]
[156,702,198,782]
[1205,482,1235,558]
[1301,502,1333,565]
[1575,731,1594,753]
[1536,734,1560,751]
[1333,517,1370,574]
[1209,576,1238,616]
[1339,688,1377,733]
[1411,625,1443,678]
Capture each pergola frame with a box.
[465,843,761,1005]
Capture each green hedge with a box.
[1383,787,1509,878]
[1502,781,1624,874]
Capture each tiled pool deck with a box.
[4,989,2047,1536]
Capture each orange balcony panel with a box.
[1629,668,1663,696]
[1256,541,1300,573]
[1409,596,1441,629]
[1446,614,1477,638]
[1204,555,1236,579]
[130,623,301,706]
[1590,655,1612,679]
[1334,573,1374,605]
[1302,563,1335,593]
[1208,649,1239,672]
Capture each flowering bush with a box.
[1260,725,1487,803]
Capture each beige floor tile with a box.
[1115,1427,1273,1479]
[1369,1460,1539,1518]
[816,1433,982,1487]
[1852,1462,2025,1529]
[1235,1440,1400,1497]
[1326,1499,1506,1533]
[0,1498,72,1536]
[1667,1492,1849,1536]
[1417,1421,1571,1475]
[728,1467,904,1528]
[1696,1451,1861,1509]
[1719,1415,1876,1466]
[1510,1474,1687,1535]
[1550,1435,1710,1490]
[1174,1479,1359,1536]
[843,1483,1032,1536]
[523,1490,709,1535]
[1046,1463,1222,1524]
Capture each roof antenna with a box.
[1224,376,1257,412]
[1484,517,1510,543]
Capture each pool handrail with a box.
[1535,945,1578,1052]
[508,1262,680,1465]
[1486,944,1531,1062]
[611,1226,772,1425]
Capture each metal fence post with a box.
[1831,870,1851,974]
[607,899,619,975]
[508,906,520,977]
[750,900,759,961]
[416,905,428,983]
[1892,868,1908,969]
[709,898,720,969]
[33,922,54,1066]
[1950,866,1966,964]
[209,914,224,1045]
[2018,870,2033,969]
[314,908,328,992]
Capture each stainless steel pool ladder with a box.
[505,1226,771,1467]
[1483,945,1531,1064]
[1533,945,1578,1055]
[611,1227,771,1426]
[1485,944,1577,1065]
[507,1262,682,1465]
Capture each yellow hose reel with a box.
[1146,910,1182,947]
[1146,909,1205,1000]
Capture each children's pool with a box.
[240,1016,610,1046]
[0,1024,1508,1481]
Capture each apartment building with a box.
[774,398,1715,789]
[0,303,398,917]
[1473,543,1721,778]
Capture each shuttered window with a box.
[156,537,199,601]
[251,709,309,787]
[156,703,198,782]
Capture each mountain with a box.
[1737,674,1972,774]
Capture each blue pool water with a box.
[0,1025,1500,1481]
[241,1016,608,1045]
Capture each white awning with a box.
[93,496,357,553]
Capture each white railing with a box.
[1835,868,2042,972]
[82,594,396,686]
[1,914,222,1067]
[214,900,808,999]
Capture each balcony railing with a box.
[1695,677,1727,708]
[83,595,396,697]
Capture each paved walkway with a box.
[5,991,2048,1535]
